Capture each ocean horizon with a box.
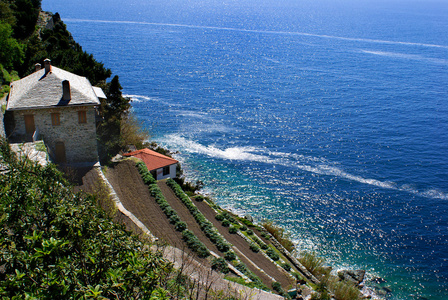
[42,0,448,299]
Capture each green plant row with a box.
[166,180,276,290]
[136,161,156,185]
[234,262,268,291]
[136,163,210,258]
[166,179,231,254]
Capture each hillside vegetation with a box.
[0,138,175,299]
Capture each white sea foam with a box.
[360,50,448,65]
[163,134,448,200]
[64,18,448,50]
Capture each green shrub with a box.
[0,140,173,299]
[272,281,282,293]
[215,214,225,221]
[229,226,238,234]
[194,195,205,202]
[224,251,236,261]
[240,225,247,231]
[211,257,229,274]
[261,232,270,240]
[182,230,210,258]
[175,221,187,232]
[266,248,280,261]
[246,229,253,235]
[260,243,268,250]
[169,214,180,224]
[222,219,230,227]
[216,240,230,253]
[136,161,156,184]
[281,263,291,272]
[249,243,260,253]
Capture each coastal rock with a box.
[338,269,366,285]
[370,276,386,284]
[244,214,254,222]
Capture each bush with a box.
[136,161,156,184]
[240,225,247,231]
[182,230,210,258]
[229,226,238,234]
[0,139,173,299]
[175,221,187,232]
[211,257,229,274]
[222,219,230,227]
[281,263,291,272]
[272,281,282,293]
[224,251,236,261]
[266,248,280,261]
[169,214,180,224]
[194,195,205,202]
[261,232,270,240]
[216,240,230,253]
[215,214,225,221]
[249,243,260,253]
[246,229,253,236]
[260,243,268,250]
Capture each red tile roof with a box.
[123,148,178,171]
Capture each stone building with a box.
[5,59,106,165]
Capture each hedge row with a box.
[166,179,231,253]
[182,230,210,258]
[235,263,267,290]
[136,161,156,185]
[136,163,210,258]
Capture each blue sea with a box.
[42,0,448,298]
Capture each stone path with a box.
[10,141,49,166]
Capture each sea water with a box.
[42,0,448,298]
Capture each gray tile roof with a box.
[6,66,102,111]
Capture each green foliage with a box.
[211,257,229,274]
[228,226,238,234]
[0,138,173,299]
[215,213,225,221]
[166,179,231,254]
[224,251,236,262]
[281,262,292,272]
[246,229,253,236]
[221,219,230,227]
[174,221,187,232]
[136,161,156,185]
[266,248,280,261]
[235,263,267,291]
[0,22,24,69]
[272,282,282,293]
[249,243,260,253]
[181,230,210,258]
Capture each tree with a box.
[0,22,24,69]
[97,75,132,162]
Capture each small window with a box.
[78,111,87,124]
[163,166,170,176]
[51,113,60,126]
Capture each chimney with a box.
[62,80,71,101]
[35,63,41,72]
[44,58,51,74]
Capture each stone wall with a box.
[12,105,99,164]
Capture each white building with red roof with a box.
[123,148,178,180]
